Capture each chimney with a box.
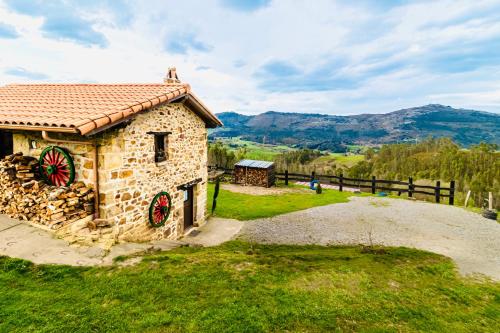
[164,67,181,84]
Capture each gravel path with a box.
[239,196,500,280]
[222,184,310,196]
[295,181,359,192]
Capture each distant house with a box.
[234,159,275,187]
[0,68,222,242]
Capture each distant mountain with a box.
[210,104,500,150]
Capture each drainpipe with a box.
[41,131,100,219]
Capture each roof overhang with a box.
[81,92,223,136]
[0,90,223,136]
[184,93,223,129]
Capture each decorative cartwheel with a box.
[149,191,172,227]
[39,146,75,187]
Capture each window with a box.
[148,132,171,163]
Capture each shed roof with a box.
[0,68,222,135]
[235,159,274,169]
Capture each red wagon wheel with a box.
[39,146,75,187]
[149,191,172,227]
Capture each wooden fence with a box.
[208,166,455,205]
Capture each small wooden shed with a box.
[234,159,275,187]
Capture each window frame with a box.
[147,131,171,163]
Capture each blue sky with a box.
[0,0,499,115]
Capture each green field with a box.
[212,137,365,168]
[1,242,498,332]
[313,153,365,168]
[208,182,355,220]
[213,137,295,161]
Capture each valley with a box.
[210,104,500,150]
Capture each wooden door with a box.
[183,187,194,231]
[0,131,13,159]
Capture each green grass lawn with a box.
[208,182,354,220]
[1,242,498,332]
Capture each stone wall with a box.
[98,102,208,241]
[11,101,209,242]
[12,132,97,187]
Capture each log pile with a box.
[0,152,95,230]
[234,165,275,188]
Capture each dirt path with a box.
[295,181,359,192]
[221,183,310,196]
[183,217,243,246]
[239,196,500,280]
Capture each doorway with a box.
[0,130,13,159]
[183,186,194,231]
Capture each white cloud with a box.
[0,0,499,114]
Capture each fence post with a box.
[449,180,455,205]
[408,177,413,198]
[285,170,289,186]
[435,180,440,203]
[339,173,343,192]
[371,176,376,194]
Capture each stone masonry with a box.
[13,132,96,186]
[98,102,208,241]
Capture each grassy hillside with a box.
[209,137,364,172]
[212,105,500,149]
[1,243,498,332]
[314,153,365,168]
[348,138,500,209]
[213,137,294,161]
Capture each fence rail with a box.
[208,166,455,205]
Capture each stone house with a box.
[0,68,222,242]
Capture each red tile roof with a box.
[0,82,222,135]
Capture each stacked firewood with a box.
[0,152,95,229]
[0,152,38,182]
[234,167,274,187]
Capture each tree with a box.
[208,141,240,168]
[347,138,499,209]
